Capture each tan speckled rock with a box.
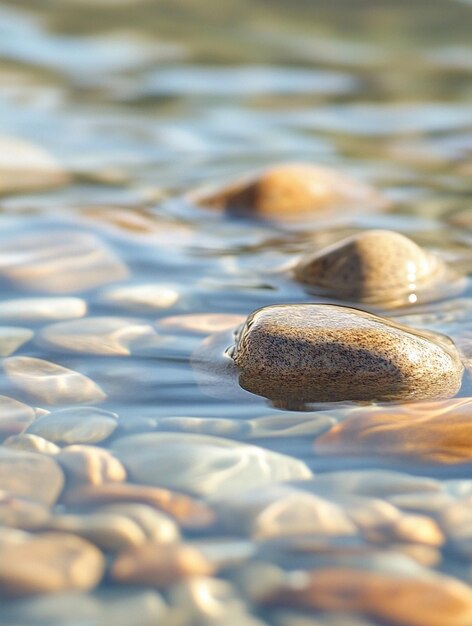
[110,543,215,588]
[260,568,472,626]
[231,304,463,403]
[0,532,104,598]
[188,163,385,221]
[315,398,472,465]
[295,230,458,306]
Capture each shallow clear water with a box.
[0,1,472,624]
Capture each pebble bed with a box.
[0,1,471,625]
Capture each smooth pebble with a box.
[4,433,60,455]
[61,482,214,529]
[0,532,104,598]
[0,448,64,505]
[215,485,356,539]
[102,283,179,312]
[57,444,126,486]
[38,316,157,356]
[0,297,87,322]
[111,432,312,498]
[26,406,118,444]
[0,395,36,438]
[111,543,215,588]
[4,356,107,404]
[0,230,127,294]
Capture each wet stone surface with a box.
[0,1,471,624]
[231,304,464,404]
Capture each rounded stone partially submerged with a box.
[187,163,386,221]
[231,304,463,403]
[294,230,460,306]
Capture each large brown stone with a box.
[315,398,472,465]
[232,304,463,403]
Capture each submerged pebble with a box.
[0,493,50,530]
[38,317,157,356]
[215,484,356,539]
[158,313,245,335]
[232,304,463,403]
[4,356,107,405]
[92,503,179,544]
[4,433,60,455]
[110,543,215,588]
[44,512,149,553]
[188,163,385,221]
[0,327,33,356]
[0,231,127,294]
[294,230,459,306]
[0,297,87,322]
[0,448,64,505]
[0,532,104,598]
[57,445,126,486]
[61,482,214,529]
[0,136,69,196]
[111,432,312,498]
[0,395,36,438]
[26,407,118,445]
[259,567,472,626]
[315,398,472,465]
[101,283,179,312]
